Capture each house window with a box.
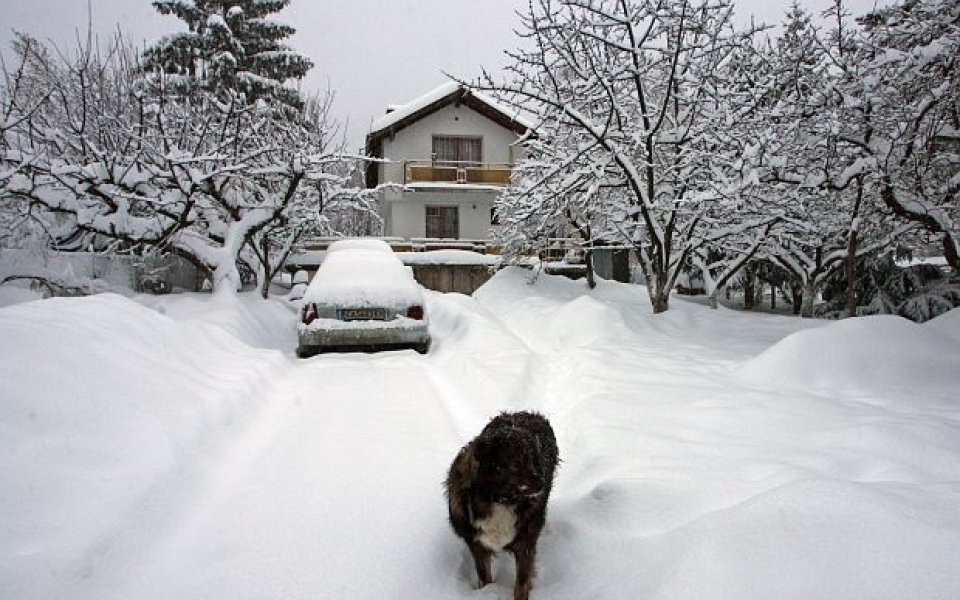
[433,135,482,166]
[426,205,459,239]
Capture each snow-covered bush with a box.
[818,253,960,322]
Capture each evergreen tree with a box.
[142,0,313,108]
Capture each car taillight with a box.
[302,303,318,325]
[406,305,424,320]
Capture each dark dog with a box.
[445,411,559,600]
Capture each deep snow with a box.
[1,268,959,600]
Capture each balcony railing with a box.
[404,160,513,186]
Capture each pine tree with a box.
[142,0,313,108]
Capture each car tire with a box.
[296,346,317,359]
[414,341,430,355]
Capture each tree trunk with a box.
[639,252,669,313]
[260,235,271,300]
[651,291,670,313]
[584,249,597,290]
[845,230,859,317]
[708,290,719,309]
[211,261,241,295]
[770,284,777,311]
[790,282,803,315]
[800,280,817,318]
[743,266,756,310]
[844,177,864,318]
[943,233,958,275]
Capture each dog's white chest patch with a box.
[474,503,517,552]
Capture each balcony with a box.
[404,160,512,186]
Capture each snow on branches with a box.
[483,0,956,315]
[1,33,374,294]
[143,0,313,109]
[476,0,774,312]
[729,0,959,314]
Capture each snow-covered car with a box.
[296,243,430,356]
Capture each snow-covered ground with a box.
[2,268,959,600]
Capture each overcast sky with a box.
[2,0,883,147]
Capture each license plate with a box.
[339,308,387,321]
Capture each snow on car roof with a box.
[303,249,424,307]
[325,238,394,254]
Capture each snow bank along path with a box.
[1,268,959,600]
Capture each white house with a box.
[364,82,532,243]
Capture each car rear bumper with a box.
[297,320,430,354]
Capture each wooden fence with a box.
[407,263,496,295]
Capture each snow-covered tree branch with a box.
[476,0,771,312]
[2,32,375,294]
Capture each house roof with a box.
[364,82,534,188]
[366,82,533,148]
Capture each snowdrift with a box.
[0,293,286,600]
[927,306,960,343]
[735,314,960,397]
[137,290,297,350]
[474,270,960,600]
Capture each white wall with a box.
[378,102,520,185]
[387,189,498,240]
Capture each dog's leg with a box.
[468,541,493,588]
[512,540,537,600]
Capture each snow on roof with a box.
[396,250,501,266]
[368,81,534,136]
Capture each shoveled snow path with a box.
[107,356,470,600]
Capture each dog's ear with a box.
[461,446,479,482]
[451,445,478,489]
[448,447,478,523]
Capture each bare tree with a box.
[477,0,770,312]
[854,0,959,273]
[1,34,58,250]
[730,2,919,317]
[2,33,376,294]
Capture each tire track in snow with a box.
[427,288,571,418]
[99,351,471,600]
